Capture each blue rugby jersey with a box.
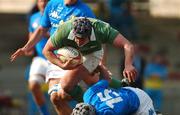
[40,0,95,35]
[83,80,140,115]
[29,12,48,59]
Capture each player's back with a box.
[83,80,140,115]
[124,87,156,115]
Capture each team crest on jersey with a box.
[32,22,38,29]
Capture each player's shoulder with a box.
[30,11,40,18]
[29,12,41,21]
[48,0,60,4]
[87,80,109,92]
[123,87,138,92]
[77,0,90,8]
[76,1,95,14]
[79,3,91,10]
[88,18,109,27]
[47,0,61,7]
[122,87,144,97]
[54,19,73,39]
[58,18,74,29]
[87,18,111,33]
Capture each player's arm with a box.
[96,20,137,82]
[95,64,111,81]
[23,32,35,56]
[10,26,48,61]
[42,39,74,70]
[25,26,48,51]
[43,38,65,68]
[113,34,137,82]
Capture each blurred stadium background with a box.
[0,0,180,114]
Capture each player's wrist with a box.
[22,45,31,53]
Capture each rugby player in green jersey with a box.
[42,17,137,114]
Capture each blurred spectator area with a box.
[0,0,34,13]
[149,0,180,18]
[83,0,180,72]
[84,0,180,19]
[1,0,180,18]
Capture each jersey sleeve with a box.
[50,21,72,48]
[28,15,33,33]
[40,1,51,28]
[95,21,119,44]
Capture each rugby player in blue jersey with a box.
[25,0,50,114]
[72,79,156,115]
[11,0,96,114]
[10,0,95,56]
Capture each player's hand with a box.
[61,58,76,70]
[123,65,137,82]
[10,47,26,62]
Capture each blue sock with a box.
[39,104,50,115]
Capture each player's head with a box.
[73,17,92,38]
[73,17,92,46]
[64,0,77,6]
[37,0,48,13]
[71,103,96,115]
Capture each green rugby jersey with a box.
[51,17,119,55]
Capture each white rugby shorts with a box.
[29,56,48,84]
[46,49,104,83]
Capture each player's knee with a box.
[29,74,45,83]
[50,93,62,107]
[28,81,41,92]
[28,75,44,91]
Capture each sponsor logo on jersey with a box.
[32,22,38,29]
[51,22,59,28]
[49,11,60,19]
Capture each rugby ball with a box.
[56,47,83,67]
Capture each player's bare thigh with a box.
[48,64,89,92]
[60,65,90,92]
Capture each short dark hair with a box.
[73,17,92,38]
